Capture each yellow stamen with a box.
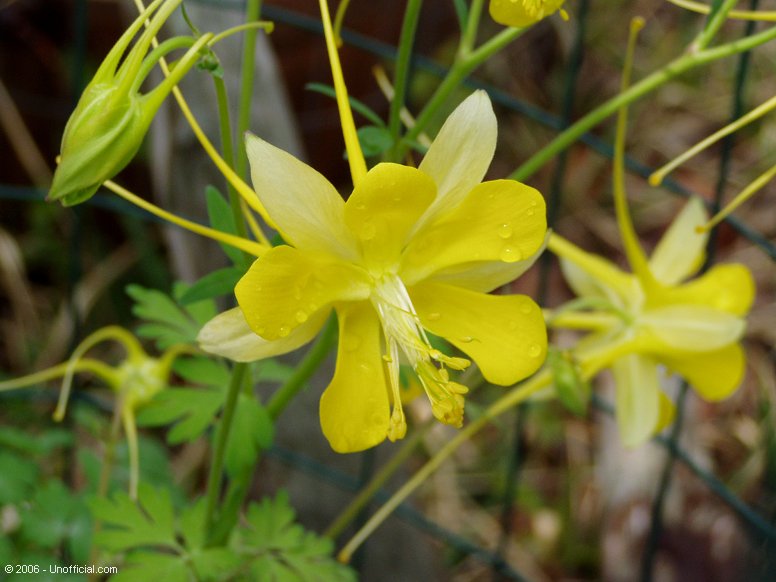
[121,406,140,500]
[105,180,267,257]
[0,360,116,393]
[333,0,352,48]
[319,0,367,186]
[666,0,776,22]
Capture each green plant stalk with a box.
[266,316,338,419]
[459,0,485,56]
[206,316,339,546]
[235,0,263,180]
[403,26,524,149]
[324,418,433,540]
[204,361,248,541]
[692,0,739,51]
[510,22,776,182]
[388,0,424,161]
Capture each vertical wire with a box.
[639,3,760,580]
[492,2,590,578]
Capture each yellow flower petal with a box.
[245,133,358,259]
[197,307,327,362]
[415,91,496,231]
[641,305,746,351]
[401,179,546,284]
[612,354,660,447]
[489,0,566,28]
[426,235,546,292]
[648,197,708,285]
[655,263,755,316]
[344,163,435,271]
[319,302,390,453]
[661,343,745,401]
[410,281,546,385]
[235,246,371,341]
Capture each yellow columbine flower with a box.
[489,0,568,28]
[199,91,548,452]
[550,199,754,446]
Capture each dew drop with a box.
[355,202,367,211]
[528,343,542,358]
[360,223,377,241]
[520,302,532,315]
[256,327,266,336]
[292,287,302,300]
[526,209,535,217]
[427,312,441,321]
[508,320,518,331]
[343,335,361,352]
[295,310,308,323]
[278,326,291,338]
[498,223,513,239]
[499,247,522,262]
[460,336,473,343]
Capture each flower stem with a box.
[388,0,423,161]
[510,22,776,182]
[204,361,248,541]
[234,0,263,180]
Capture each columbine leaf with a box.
[205,185,244,266]
[178,267,244,305]
[127,285,201,349]
[0,426,73,456]
[357,126,394,157]
[0,451,39,503]
[236,492,355,582]
[110,552,189,582]
[89,483,178,553]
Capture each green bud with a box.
[48,0,211,205]
[548,349,591,416]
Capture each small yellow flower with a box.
[199,91,548,452]
[489,0,568,28]
[550,197,754,446]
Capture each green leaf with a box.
[0,426,73,456]
[89,483,178,553]
[178,266,244,305]
[19,480,92,562]
[0,452,39,503]
[549,350,591,416]
[205,185,244,266]
[357,126,394,157]
[252,359,295,384]
[173,357,231,386]
[224,395,274,477]
[236,492,356,582]
[127,285,201,349]
[110,552,189,582]
[137,387,223,444]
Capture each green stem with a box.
[510,22,776,182]
[692,0,738,51]
[204,361,247,541]
[132,36,196,94]
[403,26,524,149]
[388,0,423,161]
[235,0,263,180]
[459,0,485,56]
[324,419,432,540]
[267,316,338,419]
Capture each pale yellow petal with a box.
[654,263,755,317]
[415,91,496,231]
[612,354,660,447]
[410,282,546,385]
[661,344,746,401]
[649,197,708,285]
[641,305,745,352]
[197,307,326,362]
[235,246,371,341]
[319,302,390,453]
[344,163,435,270]
[401,179,546,284]
[245,133,358,259]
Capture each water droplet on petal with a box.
[520,302,532,315]
[508,320,518,331]
[355,202,367,211]
[427,312,441,321]
[500,247,522,262]
[343,335,361,352]
[360,222,377,241]
[528,343,542,358]
[293,287,302,300]
[460,336,473,343]
[278,326,291,338]
[526,208,535,217]
[295,310,308,323]
[498,223,513,239]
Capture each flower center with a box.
[370,274,470,440]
